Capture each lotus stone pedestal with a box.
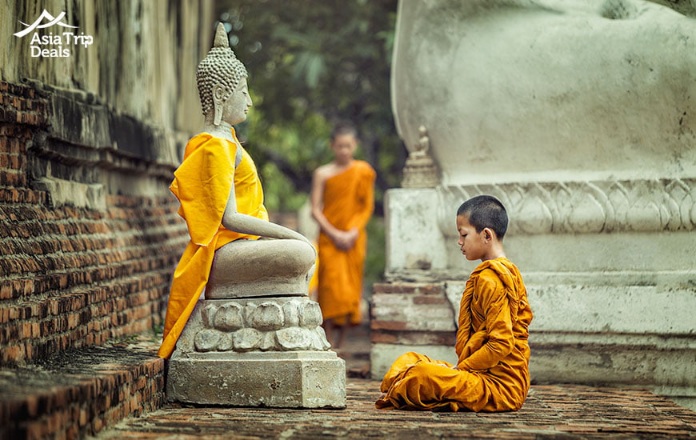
[166,297,346,408]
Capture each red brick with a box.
[24,422,46,439]
[92,416,104,433]
[373,283,418,294]
[0,283,13,300]
[371,330,456,346]
[419,284,445,295]
[413,295,448,305]
[370,332,399,344]
[370,321,408,331]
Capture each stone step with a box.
[0,338,164,439]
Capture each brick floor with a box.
[97,380,696,439]
[3,323,696,439]
[95,324,696,439]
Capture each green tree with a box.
[217,0,404,215]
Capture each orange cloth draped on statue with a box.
[157,130,268,359]
[317,160,375,326]
[376,257,533,412]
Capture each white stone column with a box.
[374,0,696,409]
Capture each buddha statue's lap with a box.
[207,238,316,299]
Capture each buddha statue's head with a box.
[197,23,249,126]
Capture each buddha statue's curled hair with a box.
[196,23,248,117]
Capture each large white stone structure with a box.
[372,0,696,409]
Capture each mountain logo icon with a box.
[14,9,78,38]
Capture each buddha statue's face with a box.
[219,77,252,126]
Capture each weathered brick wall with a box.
[370,281,465,377]
[0,81,188,366]
[371,282,456,347]
[0,344,165,438]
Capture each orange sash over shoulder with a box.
[158,130,267,359]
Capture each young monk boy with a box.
[310,123,375,348]
[376,195,533,412]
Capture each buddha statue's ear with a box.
[213,85,225,126]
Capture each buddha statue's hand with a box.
[266,222,317,257]
[263,224,316,256]
[223,211,315,254]
[282,227,317,256]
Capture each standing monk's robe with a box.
[376,257,533,412]
[158,129,267,359]
[317,160,375,326]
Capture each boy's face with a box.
[456,214,490,261]
[331,133,358,165]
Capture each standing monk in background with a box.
[311,123,376,348]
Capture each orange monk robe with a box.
[158,130,268,359]
[308,242,320,298]
[376,257,533,412]
[317,160,376,326]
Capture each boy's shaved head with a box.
[330,122,358,142]
[457,195,508,239]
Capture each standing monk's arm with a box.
[311,167,353,250]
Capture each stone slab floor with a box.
[96,379,696,439]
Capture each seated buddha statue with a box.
[158,23,316,359]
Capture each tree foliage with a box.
[217,0,404,214]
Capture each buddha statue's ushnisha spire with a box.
[196,22,248,120]
[212,21,229,48]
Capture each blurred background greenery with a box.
[216,0,403,287]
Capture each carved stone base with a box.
[166,297,346,408]
[167,351,346,408]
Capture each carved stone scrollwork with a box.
[437,178,696,236]
[193,297,330,353]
